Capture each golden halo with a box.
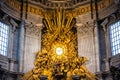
[51,42,67,60]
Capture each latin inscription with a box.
[6,0,113,16]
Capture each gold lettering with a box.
[80,8,86,14]
[16,2,20,11]
[23,5,26,12]
[78,9,82,15]
[5,0,111,16]
[92,5,96,11]
[85,6,91,13]
[98,2,105,10]
[35,9,40,15]
[39,10,43,15]
[27,6,31,12]
[30,7,35,13]
[11,1,14,7]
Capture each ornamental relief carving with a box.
[25,23,43,36]
[76,23,94,36]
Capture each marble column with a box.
[94,23,101,72]
[18,20,25,72]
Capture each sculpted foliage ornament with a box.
[22,8,97,80]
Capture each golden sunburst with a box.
[51,42,68,61]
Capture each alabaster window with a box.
[110,20,120,55]
[0,22,9,56]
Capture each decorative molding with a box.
[0,59,8,70]
[100,18,109,32]
[109,54,120,67]
[10,18,19,33]
[107,11,119,27]
[10,19,18,27]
